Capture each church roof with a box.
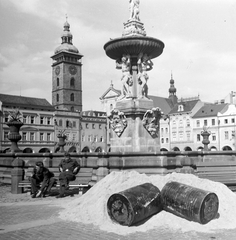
[149,95,173,115]
[0,93,54,111]
[168,99,200,115]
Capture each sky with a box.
[0,0,236,111]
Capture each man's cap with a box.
[64,152,70,157]
[36,161,44,167]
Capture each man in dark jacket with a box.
[29,161,56,198]
[56,152,80,198]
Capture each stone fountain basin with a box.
[104,36,164,60]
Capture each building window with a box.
[73,121,76,128]
[47,133,51,141]
[212,133,216,141]
[232,131,235,138]
[70,93,74,101]
[186,119,190,127]
[161,138,164,143]
[40,133,44,141]
[94,135,98,142]
[71,106,74,112]
[57,94,59,102]
[225,131,229,140]
[161,128,164,135]
[92,124,95,129]
[72,133,76,141]
[66,120,71,128]
[212,119,215,126]
[88,135,92,142]
[232,118,235,124]
[82,135,85,141]
[204,120,207,126]
[197,134,201,142]
[47,117,51,125]
[166,138,169,143]
[224,119,228,124]
[172,132,176,140]
[30,116,35,124]
[23,115,27,124]
[86,123,89,129]
[30,132,34,141]
[100,136,103,142]
[59,119,63,126]
[40,117,44,124]
[4,114,9,123]
[57,78,59,86]
[70,78,75,87]
[4,131,9,140]
[165,128,168,134]
[179,132,183,141]
[22,132,27,141]
[99,124,102,129]
[196,120,200,127]
[187,132,190,141]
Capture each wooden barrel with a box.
[107,183,162,226]
[161,181,219,224]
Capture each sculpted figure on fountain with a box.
[116,54,133,98]
[129,0,140,21]
[137,53,153,98]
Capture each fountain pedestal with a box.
[110,99,160,153]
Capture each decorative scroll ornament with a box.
[108,109,128,137]
[142,107,163,138]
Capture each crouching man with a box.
[56,152,80,198]
[29,161,56,198]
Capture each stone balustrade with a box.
[0,151,236,194]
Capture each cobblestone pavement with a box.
[1,183,236,240]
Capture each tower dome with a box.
[168,73,178,106]
[54,19,79,54]
[169,74,176,95]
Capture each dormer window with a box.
[178,105,184,112]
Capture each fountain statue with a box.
[104,1,164,152]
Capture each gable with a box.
[101,89,121,100]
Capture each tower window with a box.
[70,93,74,101]
[71,106,74,112]
[70,78,75,87]
[57,94,59,102]
[57,78,59,86]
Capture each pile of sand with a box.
[59,171,236,235]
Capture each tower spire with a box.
[168,72,178,106]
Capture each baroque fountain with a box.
[104,0,165,152]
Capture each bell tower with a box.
[51,18,83,112]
